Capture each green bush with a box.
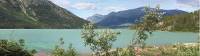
[81,23,120,56]
[52,38,78,56]
[155,44,199,56]
[176,44,199,56]
[0,39,36,56]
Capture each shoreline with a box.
[34,42,200,56]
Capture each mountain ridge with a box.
[87,7,188,27]
[0,0,88,29]
[87,14,105,23]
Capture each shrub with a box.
[176,44,199,56]
[0,39,36,56]
[52,38,78,56]
[156,44,199,56]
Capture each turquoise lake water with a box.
[0,29,198,53]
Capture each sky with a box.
[49,0,200,19]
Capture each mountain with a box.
[0,0,88,29]
[88,7,187,27]
[87,14,105,23]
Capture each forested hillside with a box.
[160,10,199,32]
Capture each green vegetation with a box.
[52,38,78,56]
[130,8,199,32]
[161,10,199,32]
[81,23,120,56]
[82,23,137,56]
[0,38,79,56]
[133,6,163,48]
[0,1,199,55]
[175,43,199,56]
[132,44,199,56]
[1,38,198,56]
[80,6,199,56]
[0,39,36,56]
[130,6,199,56]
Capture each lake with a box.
[0,29,198,53]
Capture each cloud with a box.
[104,6,128,12]
[177,3,194,8]
[49,0,70,8]
[72,2,96,10]
[176,0,200,7]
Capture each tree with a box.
[161,9,199,32]
[132,5,163,48]
[81,23,120,56]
